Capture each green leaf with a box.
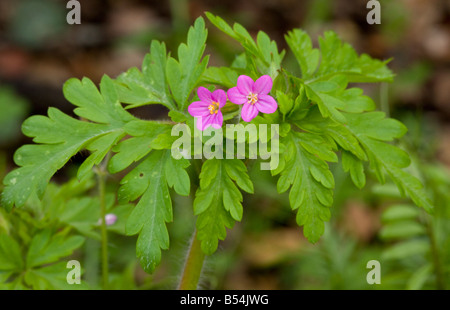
[305,82,375,124]
[59,197,99,238]
[406,263,432,290]
[296,107,367,161]
[77,130,124,180]
[344,112,433,212]
[341,151,366,189]
[316,31,360,79]
[386,167,434,214]
[0,271,13,285]
[66,75,133,125]
[379,221,426,240]
[2,75,134,210]
[381,204,421,222]
[25,261,88,290]
[119,150,190,272]
[337,87,376,113]
[42,174,96,223]
[115,40,175,110]
[204,12,238,40]
[0,234,23,272]
[382,239,430,260]
[285,30,393,83]
[57,195,119,239]
[108,262,138,290]
[285,29,319,79]
[352,54,395,83]
[275,131,334,243]
[164,152,191,196]
[256,31,285,75]
[26,230,84,268]
[297,132,338,163]
[168,110,189,123]
[344,111,407,141]
[305,84,346,124]
[116,18,212,111]
[194,159,253,254]
[205,12,284,76]
[166,17,209,110]
[313,31,394,83]
[108,120,172,173]
[224,160,254,194]
[277,91,294,116]
[202,66,239,88]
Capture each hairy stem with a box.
[178,229,206,290]
[97,170,109,289]
[96,152,111,289]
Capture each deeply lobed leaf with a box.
[275,131,335,243]
[194,159,253,254]
[118,150,190,272]
[2,76,134,210]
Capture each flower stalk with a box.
[96,153,111,289]
[178,229,206,290]
[97,171,109,289]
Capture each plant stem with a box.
[426,218,445,290]
[97,170,109,289]
[96,152,111,289]
[178,229,206,290]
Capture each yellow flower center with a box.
[208,101,220,114]
[247,93,258,105]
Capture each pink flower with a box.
[105,214,117,226]
[188,87,226,131]
[227,75,278,122]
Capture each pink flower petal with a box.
[196,115,212,131]
[241,103,259,122]
[212,89,227,107]
[203,115,216,130]
[196,117,204,131]
[227,87,247,105]
[255,94,278,114]
[237,75,254,94]
[188,101,210,117]
[197,86,212,103]
[253,75,273,95]
[105,214,117,226]
[211,112,223,129]
[198,114,224,131]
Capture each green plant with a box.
[0,14,435,289]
